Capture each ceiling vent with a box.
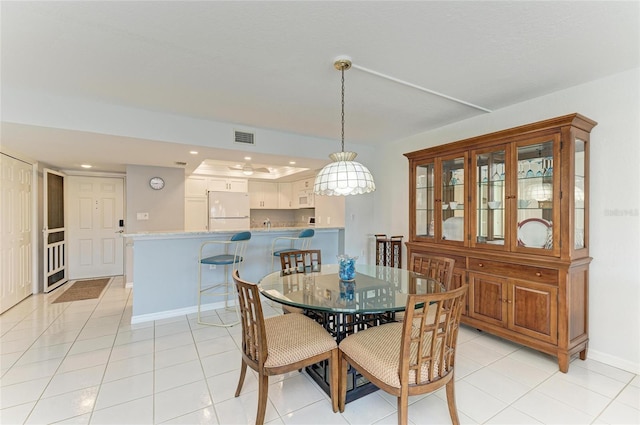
[234,130,255,145]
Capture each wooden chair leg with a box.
[256,373,269,425]
[234,360,247,397]
[445,378,460,425]
[339,353,348,413]
[329,348,339,413]
[397,394,408,425]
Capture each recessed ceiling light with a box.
[189,151,198,155]
[244,156,252,161]
[289,161,296,165]
[81,164,92,169]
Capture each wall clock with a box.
[149,176,165,190]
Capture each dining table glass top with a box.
[258,264,445,314]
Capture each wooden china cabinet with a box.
[405,114,595,372]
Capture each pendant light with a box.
[314,57,376,196]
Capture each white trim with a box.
[589,348,640,375]
[131,300,235,324]
[61,169,126,178]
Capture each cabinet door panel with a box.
[469,273,507,327]
[414,161,436,240]
[439,154,467,245]
[509,280,558,344]
[471,145,510,250]
[514,136,560,257]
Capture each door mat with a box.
[52,278,111,303]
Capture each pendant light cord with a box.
[341,66,345,153]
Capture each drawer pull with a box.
[535,272,542,277]
[478,263,484,267]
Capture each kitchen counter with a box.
[124,226,335,239]
[125,227,344,323]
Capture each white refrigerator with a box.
[208,191,250,231]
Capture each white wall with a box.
[125,165,186,232]
[371,68,640,373]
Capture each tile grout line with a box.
[86,277,131,423]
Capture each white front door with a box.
[43,168,67,293]
[0,154,34,312]
[67,176,125,279]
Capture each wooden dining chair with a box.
[394,252,456,323]
[232,270,339,425]
[338,285,467,425]
[280,249,322,274]
[278,249,321,314]
[409,252,455,290]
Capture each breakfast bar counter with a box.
[124,227,344,323]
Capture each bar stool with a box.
[270,228,315,271]
[198,231,251,327]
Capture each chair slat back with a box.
[409,253,455,290]
[233,270,268,369]
[279,249,321,275]
[399,285,467,386]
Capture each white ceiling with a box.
[2,1,639,177]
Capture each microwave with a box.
[298,190,314,207]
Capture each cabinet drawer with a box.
[468,258,557,284]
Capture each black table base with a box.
[304,309,396,404]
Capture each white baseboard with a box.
[130,300,232,324]
[588,348,640,375]
[125,281,133,289]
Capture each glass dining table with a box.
[259,263,445,403]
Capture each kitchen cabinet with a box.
[185,176,208,231]
[208,177,248,192]
[294,178,315,208]
[185,176,208,197]
[248,181,279,209]
[184,197,207,231]
[278,182,294,209]
[405,113,595,372]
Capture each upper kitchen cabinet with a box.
[277,182,294,209]
[405,114,596,372]
[249,181,279,209]
[294,178,315,208]
[185,175,209,198]
[208,177,248,192]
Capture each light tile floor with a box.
[1,276,638,424]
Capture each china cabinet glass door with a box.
[514,137,559,255]
[472,146,508,249]
[574,139,586,250]
[415,161,435,240]
[440,154,466,243]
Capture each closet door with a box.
[1,153,34,312]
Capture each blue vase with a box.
[337,254,357,281]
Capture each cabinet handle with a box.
[478,263,484,267]
[535,272,542,277]
[507,299,513,304]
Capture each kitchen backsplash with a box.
[250,208,314,228]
